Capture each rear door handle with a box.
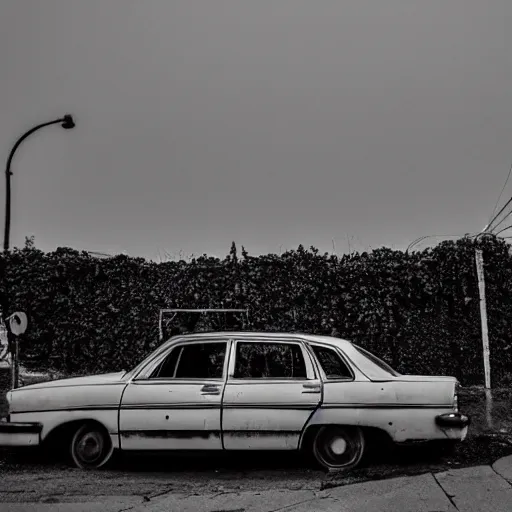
[302,383,321,394]
[201,384,221,395]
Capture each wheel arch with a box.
[299,422,393,452]
[43,418,114,451]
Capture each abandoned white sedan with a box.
[0,332,469,470]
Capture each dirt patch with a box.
[459,386,512,435]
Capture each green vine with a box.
[1,236,511,385]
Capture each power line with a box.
[488,159,512,229]
[489,210,512,233]
[405,234,467,253]
[485,195,512,233]
[495,224,512,237]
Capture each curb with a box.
[492,454,512,482]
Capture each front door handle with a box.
[302,383,321,394]
[201,384,221,395]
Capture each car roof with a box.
[168,331,354,349]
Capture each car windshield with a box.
[350,344,401,378]
[123,339,175,379]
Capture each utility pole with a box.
[475,247,493,428]
[475,249,491,389]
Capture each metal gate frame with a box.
[158,308,249,341]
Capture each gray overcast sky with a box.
[1,1,511,260]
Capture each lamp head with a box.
[61,114,75,129]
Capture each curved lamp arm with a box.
[4,115,75,252]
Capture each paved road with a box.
[2,460,512,512]
[0,451,323,506]
[0,442,465,502]
[1,446,512,510]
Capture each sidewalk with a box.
[2,456,512,512]
[128,454,512,512]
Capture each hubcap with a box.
[314,427,364,470]
[330,437,347,455]
[77,432,103,463]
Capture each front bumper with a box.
[0,421,42,447]
[435,412,471,429]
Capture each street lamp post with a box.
[3,114,75,253]
[2,114,75,389]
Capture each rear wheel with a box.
[312,425,365,471]
[70,422,114,469]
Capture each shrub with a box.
[1,236,511,386]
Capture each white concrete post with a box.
[475,249,491,389]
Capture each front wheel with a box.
[312,425,365,471]
[70,423,114,469]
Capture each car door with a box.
[307,342,357,404]
[222,337,322,450]
[119,338,230,451]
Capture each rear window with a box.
[311,345,352,379]
[352,345,401,377]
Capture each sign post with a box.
[6,312,28,389]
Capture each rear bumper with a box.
[0,421,42,447]
[435,412,471,429]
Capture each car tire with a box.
[70,422,114,470]
[312,425,365,471]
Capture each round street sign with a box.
[9,312,28,336]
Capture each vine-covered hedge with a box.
[1,236,512,386]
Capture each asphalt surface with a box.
[0,451,322,504]
[1,434,512,506]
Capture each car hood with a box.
[14,371,127,391]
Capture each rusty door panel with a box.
[119,381,224,450]
[222,381,321,450]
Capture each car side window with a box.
[233,342,307,379]
[311,345,352,379]
[151,342,226,379]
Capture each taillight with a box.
[5,391,12,417]
[454,381,459,411]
